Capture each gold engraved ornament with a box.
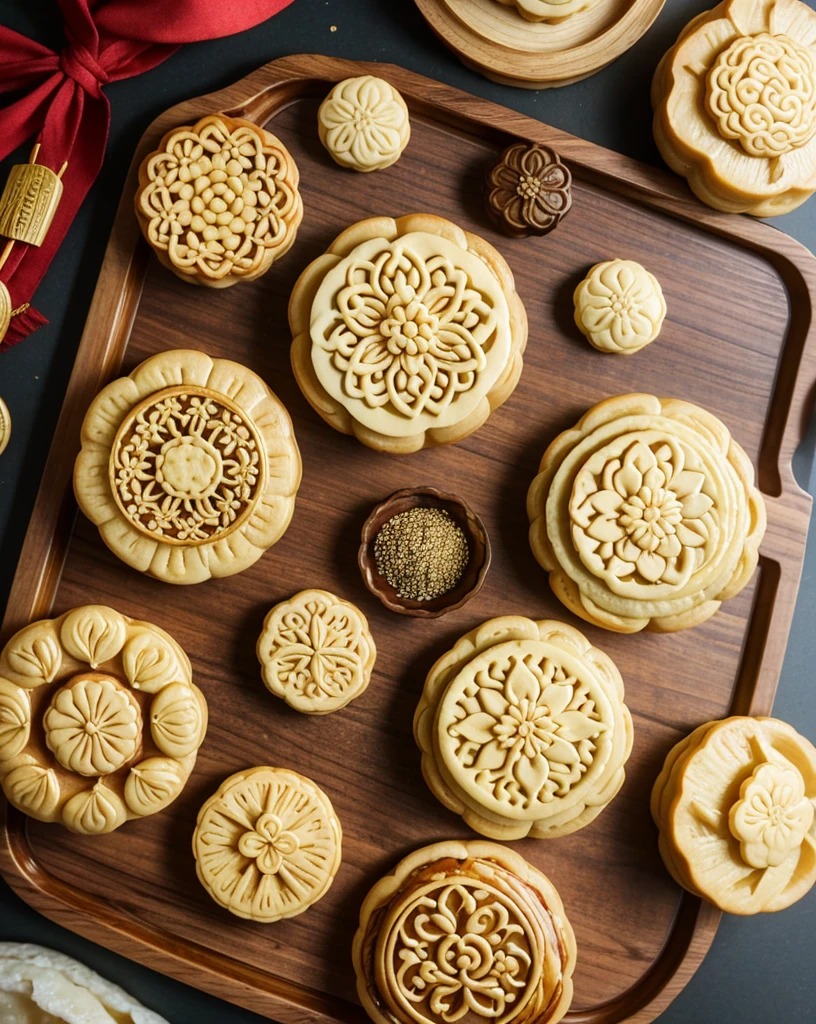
[652,0,816,215]
[192,766,342,922]
[352,840,576,1024]
[0,605,207,835]
[257,589,376,714]
[651,716,816,914]
[415,616,632,839]
[0,157,63,248]
[135,114,303,288]
[0,395,10,457]
[527,394,766,633]
[290,214,527,454]
[574,259,666,354]
[318,76,411,172]
[74,349,301,584]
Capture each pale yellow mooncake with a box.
[0,605,207,835]
[74,349,301,585]
[574,259,666,354]
[318,76,410,172]
[527,393,766,633]
[652,0,816,215]
[257,589,376,714]
[136,113,303,286]
[414,615,633,839]
[289,213,527,453]
[352,840,576,1024]
[192,766,342,922]
[651,716,816,914]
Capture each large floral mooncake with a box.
[74,349,301,585]
[135,114,302,286]
[527,394,766,633]
[192,766,342,922]
[651,716,816,914]
[289,214,527,454]
[0,605,207,835]
[352,840,576,1024]
[414,616,632,839]
[652,0,816,215]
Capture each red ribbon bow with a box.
[0,0,295,352]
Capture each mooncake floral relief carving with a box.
[386,881,535,1023]
[193,766,342,922]
[353,841,577,1024]
[43,675,142,776]
[487,143,572,237]
[570,436,718,589]
[527,394,766,633]
[574,260,666,354]
[729,761,815,869]
[0,605,206,835]
[257,590,376,714]
[652,0,816,214]
[136,114,302,286]
[318,76,410,172]
[74,350,301,584]
[416,617,632,839]
[111,388,263,544]
[291,215,527,452]
[651,716,816,914]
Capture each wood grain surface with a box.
[413,0,665,89]
[2,54,816,1024]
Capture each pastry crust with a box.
[74,349,301,584]
[414,616,632,839]
[493,0,602,24]
[527,393,766,633]
[318,77,410,172]
[192,766,342,922]
[574,259,666,354]
[652,0,816,216]
[135,114,302,286]
[289,213,527,453]
[0,605,206,835]
[257,589,376,714]
[651,716,816,914]
[352,840,576,1024]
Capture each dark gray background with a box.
[1,1,815,1021]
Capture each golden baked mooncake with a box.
[136,113,303,286]
[414,616,632,839]
[527,394,766,633]
[652,0,816,215]
[352,840,576,1024]
[318,76,410,172]
[192,766,342,922]
[257,589,376,714]
[651,716,816,914]
[289,213,527,453]
[0,605,207,835]
[74,349,301,585]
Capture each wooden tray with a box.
[413,0,665,89]
[2,53,816,1024]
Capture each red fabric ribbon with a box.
[0,0,295,352]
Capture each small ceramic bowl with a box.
[358,486,490,618]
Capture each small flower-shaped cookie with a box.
[318,76,410,172]
[574,259,667,354]
[729,762,814,869]
[487,143,572,238]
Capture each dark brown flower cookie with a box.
[487,142,572,238]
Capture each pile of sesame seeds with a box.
[373,506,470,602]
